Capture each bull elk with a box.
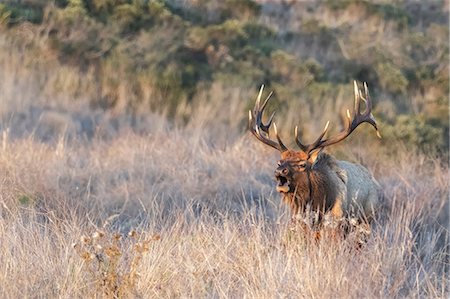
[249,81,383,231]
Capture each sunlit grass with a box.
[0,123,447,297]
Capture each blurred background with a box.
[0,0,448,157]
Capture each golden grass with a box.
[0,125,448,298]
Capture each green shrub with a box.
[375,62,408,95]
[0,4,11,26]
[3,2,43,24]
[382,115,446,155]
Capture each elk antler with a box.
[249,85,288,152]
[295,81,381,155]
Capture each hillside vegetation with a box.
[0,1,448,298]
[0,0,448,154]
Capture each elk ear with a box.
[308,148,323,166]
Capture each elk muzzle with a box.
[275,166,291,193]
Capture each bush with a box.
[0,4,11,26]
[382,115,446,156]
[375,62,408,95]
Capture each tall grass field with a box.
[0,3,448,297]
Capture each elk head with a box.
[249,81,381,215]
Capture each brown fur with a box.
[275,149,381,230]
[279,151,339,218]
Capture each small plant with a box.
[73,229,160,298]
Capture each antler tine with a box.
[354,81,370,115]
[249,85,288,152]
[354,81,380,137]
[363,82,371,114]
[362,81,382,138]
[295,121,330,154]
[260,90,273,113]
[312,121,330,148]
[294,126,308,152]
[256,84,264,106]
[353,80,361,115]
[253,84,264,125]
[258,111,275,133]
[259,91,275,133]
[273,123,288,150]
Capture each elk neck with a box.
[305,167,313,208]
[293,153,337,215]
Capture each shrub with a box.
[375,62,408,95]
[73,229,161,298]
[382,115,446,156]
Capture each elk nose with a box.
[275,167,289,177]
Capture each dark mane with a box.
[282,153,340,216]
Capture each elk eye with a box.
[298,161,307,168]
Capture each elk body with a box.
[249,81,382,228]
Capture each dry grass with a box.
[0,26,448,299]
[0,121,448,298]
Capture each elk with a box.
[249,81,382,231]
